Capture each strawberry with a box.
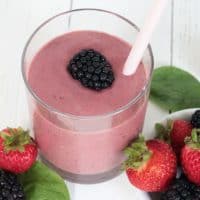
[170,120,193,156]
[124,136,177,192]
[0,127,38,174]
[181,129,200,186]
[156,119,192,157]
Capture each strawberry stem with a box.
[0,127,32,153]
[185,129,200,150]
[123,135,152,170]
[155,120,172,143]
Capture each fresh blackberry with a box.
[67,49,115,91]
[191,110,200,128]
[160,175,200,200]
[0,170,25,200]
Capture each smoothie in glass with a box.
[22,9,153,183]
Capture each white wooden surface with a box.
[173,0,200,77]
[0,0,200,199]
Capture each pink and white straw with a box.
[123,0,169,76]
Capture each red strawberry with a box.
[170,120,192,156]
[181,129,200,186]
[124,136,177,192]
[156,120,192,157]
[0,127,38,174]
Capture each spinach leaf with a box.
[150,66,200,112]
[19,161,70,200]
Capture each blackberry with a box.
[67,49,115,91]
[160,175,200,200]
[0,170,25,200]
[191,110,200,128]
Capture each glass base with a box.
[40,155,122,184]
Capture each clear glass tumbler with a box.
[22,9,154,184]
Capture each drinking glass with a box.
[22,9,154,184]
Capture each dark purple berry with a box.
[160,175,200,200]
[0,170,25,200]
[67,49,115,91]
[191,110,200,128]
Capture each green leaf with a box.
[18,161,70,200]
[150,66,200,112]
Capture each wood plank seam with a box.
[68,0,74,29]
[170,0,174,66]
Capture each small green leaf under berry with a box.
[18,161,70,200]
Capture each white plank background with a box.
[0,0,199,199]
[173,0,200,77]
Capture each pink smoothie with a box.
[28,31,148,175]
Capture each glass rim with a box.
[21,8,154,120]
